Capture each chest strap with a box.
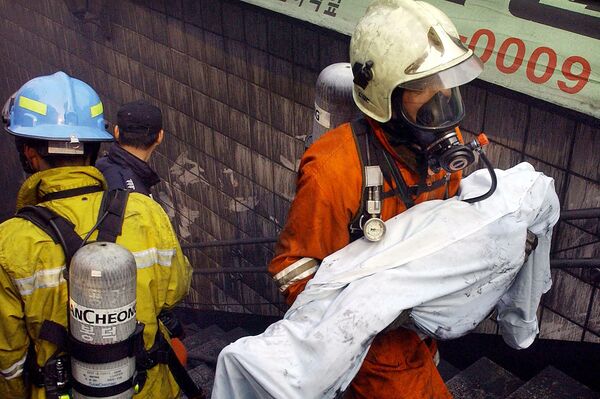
[40,185,103,203]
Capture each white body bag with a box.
[212,162,560,399]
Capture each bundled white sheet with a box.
[212,163,560,399]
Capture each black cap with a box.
[117,100,162,135]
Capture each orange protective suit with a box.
[269,118,460,399]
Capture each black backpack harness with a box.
[348,118,450,242]
[16,188,204,399]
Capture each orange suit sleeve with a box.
[268,126,362,305]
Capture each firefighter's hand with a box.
[524,230,538,263]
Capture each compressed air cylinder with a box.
[307,62,361,148]
[69,242,137,399]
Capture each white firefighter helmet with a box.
[349,0,483,123]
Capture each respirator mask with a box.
[386,85,496,204]
[389,86,476,173]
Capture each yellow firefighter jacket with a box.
[0,166,192,399]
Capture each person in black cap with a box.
[96,99,164,196]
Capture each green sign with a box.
[240,0,600,120]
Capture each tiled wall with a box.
[0,0,598,342]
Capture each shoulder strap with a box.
[372,140,415,208]
[349,118,370,242]
[96,189,129,243]
[16,206,84,268]
[15,189,130,267]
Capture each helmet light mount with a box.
[352,60,374,90]
[47,136,85,155]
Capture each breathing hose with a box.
[463,150,497,203]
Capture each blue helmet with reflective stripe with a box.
[6,71,113,142]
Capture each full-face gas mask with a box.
[385,85,496,204]
[388,86,478,174]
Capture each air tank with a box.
[69,242,137,399]
[307,62,362,148]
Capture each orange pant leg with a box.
[345,328,452,399]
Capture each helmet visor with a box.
[399,86,464,130]
[399,54,483,91]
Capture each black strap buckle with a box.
[145,328,171,366]
[45,356,71,398]
[158,309,184,339]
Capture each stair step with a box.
[438,358,460,382]
[446,357,524,399]
[187,336,230,366]
[506,366,599,399]
[182,322,201,337]
[182,324,226,349]
[223,326,251,343]
[182,363,215,399]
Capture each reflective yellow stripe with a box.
[14,266,66,296]
[13,248,174,296]
[90,102,103,118]
[18,96,47,115]
[132,248,175,269]
[0,352,27,380]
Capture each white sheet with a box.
[212,163,560,399]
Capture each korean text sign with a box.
[240,0,600,119]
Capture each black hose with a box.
[463,151,497,204]
[81,210,108,245]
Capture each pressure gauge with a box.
[363,217,386,242]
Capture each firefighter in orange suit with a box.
[268,0,485,397]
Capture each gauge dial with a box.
[363,217,386,242]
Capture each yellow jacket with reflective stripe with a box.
[0,166,192,399]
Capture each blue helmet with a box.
[6,71,113,142]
